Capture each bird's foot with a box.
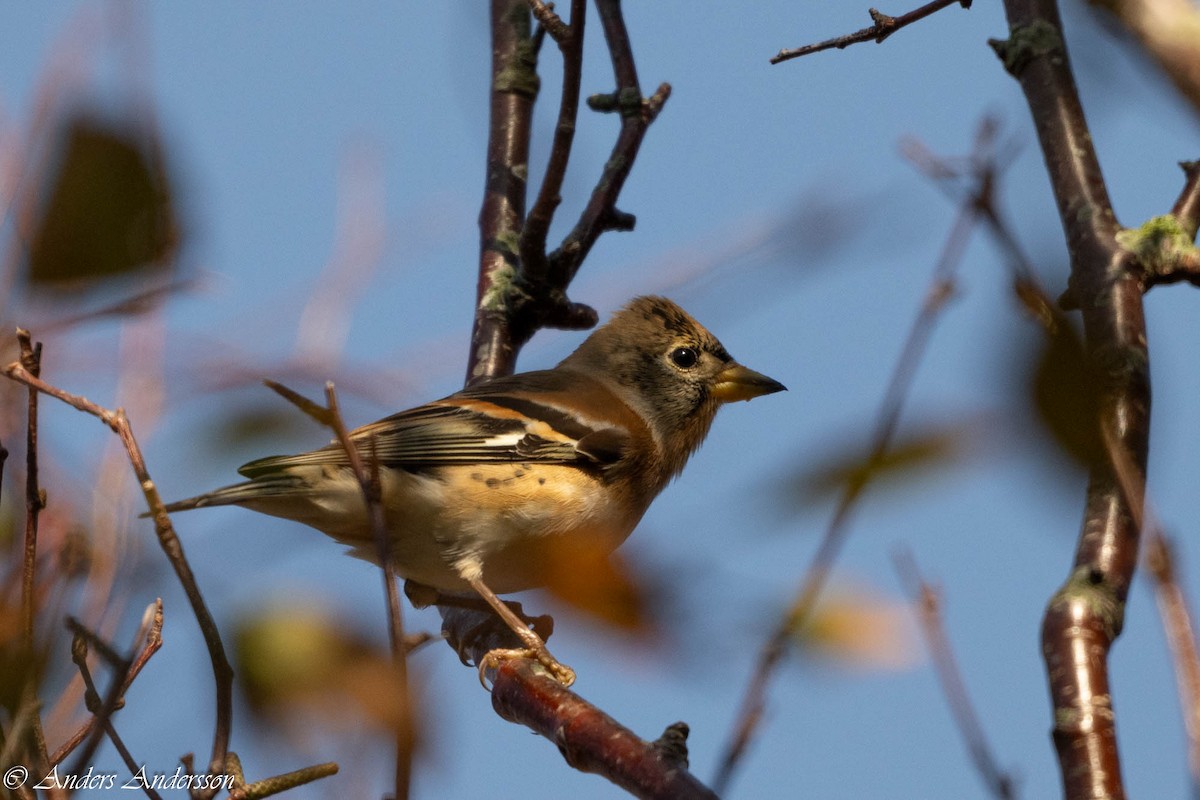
[478,645,576,688]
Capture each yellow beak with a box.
[711,363,787,403]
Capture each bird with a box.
[161,296,785,686]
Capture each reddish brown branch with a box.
[894,550,1018,799]
[714,122,998,794]
[489,659,717,799]
[467,0,540,384]
[1,355,233,795]
[994,3,1148,797]
[770,0,973,64]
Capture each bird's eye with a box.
[670,347,699,369]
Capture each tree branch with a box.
[894,550,1018,800]
[16,330,50,779]
[993,3,1148,797]
[439,600,717,799]
[770,0,973,64]
[2,353,234,796]
[1172,160,1200,240]
[519,0,586,291]
[547,0,670,292]
[263,380,411,800]
[467,0,540,385]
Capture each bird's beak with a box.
[711,363,787,403]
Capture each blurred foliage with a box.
[794,588,919,671]
[26,113,179,288]
[784,422,972,508]
[205,405,321,459]
[540,542,653,632]
[234,605,414,736]
[1027,306,1103,467]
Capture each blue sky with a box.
[3,2,1200,798]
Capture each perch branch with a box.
[441,600,718,799]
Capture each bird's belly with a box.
[298,462,642,594]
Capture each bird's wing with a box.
[237,372,630,478]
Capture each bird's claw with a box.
[478,646,576,689]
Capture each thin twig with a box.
[526,0,570,43]
[1145,531,1200,795]
[66,618,164,800]
[547,0,670,292]
[1172,160,1200,240]
[49,600,163,766]
[16,330,50,778]
[226,760,339,800]
[263,380,412,800]
[1,355,233,795]
[65,604,162,790]
[771,0,973,64]
[894,549,1018,799]
[520,0,585,288]
[713,122,997,794]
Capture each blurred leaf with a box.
[540,542,652,632]
[207,405,317,457]
[1030,316,1103,465]
[786,423,971,508]
[794,589,919,671]
[234,606,413,734]
[27,114,179,286]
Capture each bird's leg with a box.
[466,575,576,688]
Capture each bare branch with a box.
[994,2,1149,795]
[2,352,234,794]
[771,0,973,64]
[490,659,718,799]
[714,120,997,795]
[526,0,570,43]
[520,0,585,290]
[1145,532,1200,794]
[264,380,412,800]
[50,601,164,767]
[467,0,540,384]
[894,550,1018,800]
[65,604,164,793]
[1173,160,1200,240]
[547,1,670,291]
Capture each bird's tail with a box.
[145,474,310,517]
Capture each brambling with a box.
[163,296,784,685]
